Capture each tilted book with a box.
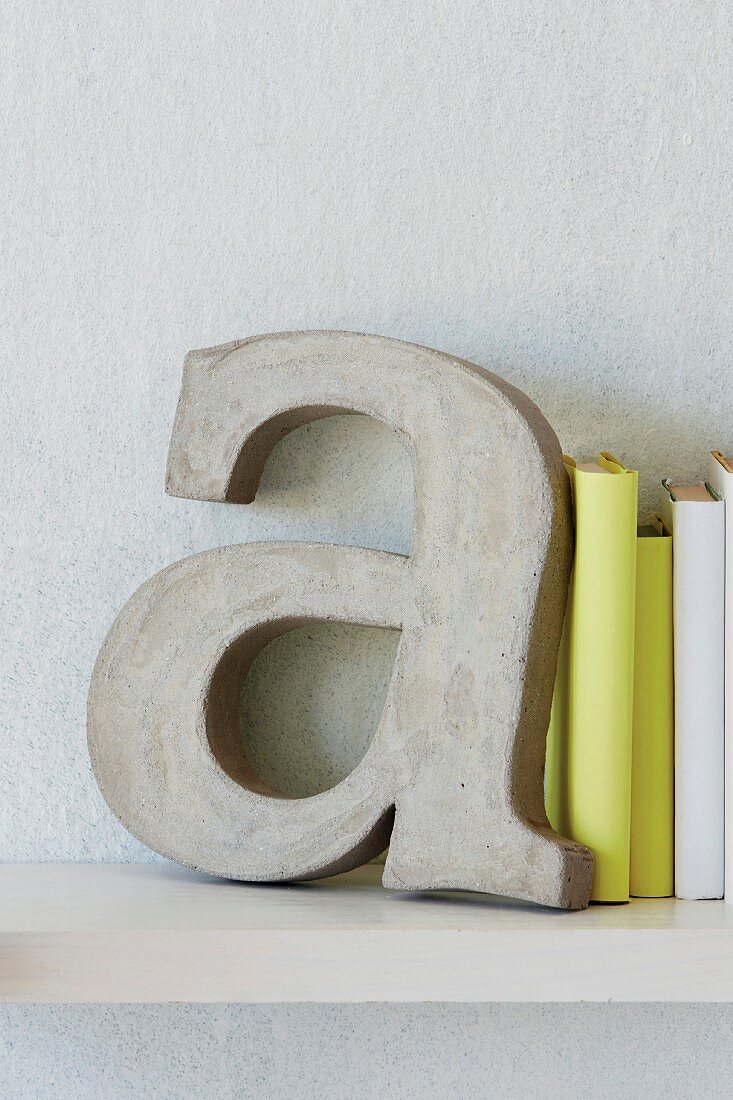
[661,479,724,900]
[546,453,638,902]
[630,517,674,898]
[707,451,733,903]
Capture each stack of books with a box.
[545,450,733,903]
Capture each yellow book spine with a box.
[546,453,638,902]
[629,520,674,897]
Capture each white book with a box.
[661,480,725,900]
[708,452,733,902]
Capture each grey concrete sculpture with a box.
[88,331,593,909]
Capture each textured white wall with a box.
[3,1004,733,1100]
[3,1,733,1096]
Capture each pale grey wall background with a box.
[3,1,733,1097]
[2,1004,733,1100]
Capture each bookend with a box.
[88,331,593,909]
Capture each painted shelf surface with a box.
[1,863,731,1004]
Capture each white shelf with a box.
[1,863,732,1003]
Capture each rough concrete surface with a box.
[88,331,593,908]
[5,1003,733,1100]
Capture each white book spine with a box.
[707,455,733,902]
[662,491,725,899]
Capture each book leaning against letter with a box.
[707,451,733,903]
[661,478,725,900]
[545,453,638,903]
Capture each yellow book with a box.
[546,452,638,902]
[629,517,674,897]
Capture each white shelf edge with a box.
[2,863,732,1004]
